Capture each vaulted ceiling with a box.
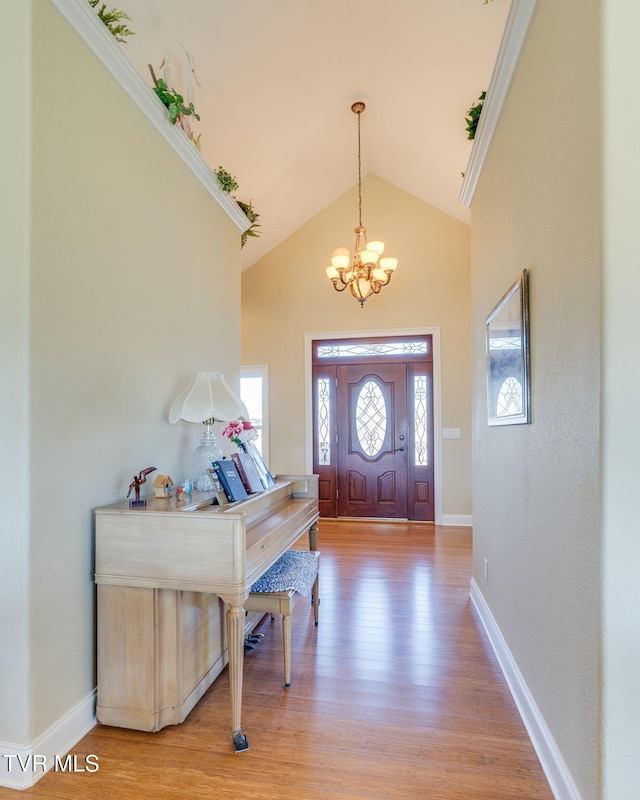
[118,0,509,268]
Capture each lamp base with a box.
[194,428,223,491]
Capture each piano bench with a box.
[244,550,320,688]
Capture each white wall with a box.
[1,0,242,761]
[602,2,640,797]
[470,1,601,797]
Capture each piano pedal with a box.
[244,633,263,650]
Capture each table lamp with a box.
[169,371,249,491]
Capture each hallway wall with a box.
[242,175,472,519]
[470,1,601,797]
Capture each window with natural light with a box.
[240,366,268,460]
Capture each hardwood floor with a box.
[2,520,553,799]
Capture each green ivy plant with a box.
[148,66,200,126]
[465,91,486,140]
[87,1,134,42]
[214,170,261,247]
[215,167,239,194]
[237,200,261,248]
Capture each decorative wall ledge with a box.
[459,0,539,208]
[49,0,250,234]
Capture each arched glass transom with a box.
[355,380,387,457]
[497,377,523,417]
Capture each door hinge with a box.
[336,489,339,499]
[336,432,339,444]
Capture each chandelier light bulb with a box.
[372,267,387,282]
[326,265,340,280]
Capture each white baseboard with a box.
[440,514,473,527]
[469,580,582,800]
[0,689,96,790]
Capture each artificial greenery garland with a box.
[87,0,134,42]
[465,91,486,140]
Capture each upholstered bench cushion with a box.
[250,550,319,597]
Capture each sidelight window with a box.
[413,375,428,466]
[316,377,331,465]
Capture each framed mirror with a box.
[486,270,530,426]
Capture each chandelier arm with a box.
[330,278,350,292]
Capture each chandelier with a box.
[326,101,398,308]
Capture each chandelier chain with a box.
[357,108,362,228]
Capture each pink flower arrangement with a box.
[221,419,258,447]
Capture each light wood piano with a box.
[94,474,318,752]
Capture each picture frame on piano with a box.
[207,469,229,505]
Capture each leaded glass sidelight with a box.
[355,380,387,457]
[317,378,331,465]
[414,375,428,466]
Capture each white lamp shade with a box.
[331,247,350,269]
[360,249,380,265]
[367,240,385,255]
[169,371,248,424]
[372,267,386,282]
[326,265,340,280]
[380,257,398,272]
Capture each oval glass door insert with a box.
[355,380,387,457]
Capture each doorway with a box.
[311,334,435,521]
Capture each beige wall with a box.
[602,2,640,798]
[242,175,472,518]
[0,0,31,746]
[1,0,242,747]
[471,2,601,798]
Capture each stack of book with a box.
[210,446,275,504]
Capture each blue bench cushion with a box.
[250,550,318,597]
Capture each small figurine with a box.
[152,474,174,498]
[127,467,157,507]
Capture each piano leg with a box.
[308,521,319,551]
[226,604,249,752]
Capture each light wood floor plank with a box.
[0,520,553,799]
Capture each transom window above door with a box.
[316,340,429,359]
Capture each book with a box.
[212,460,248,502]
[231,452,264,494]
[244,442,276,489]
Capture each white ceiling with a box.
[118,0,510,268]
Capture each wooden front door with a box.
[337,363,408,518]
[312,335,434,521]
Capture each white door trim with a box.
[304,327,442,525]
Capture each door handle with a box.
[395,446,406,452]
